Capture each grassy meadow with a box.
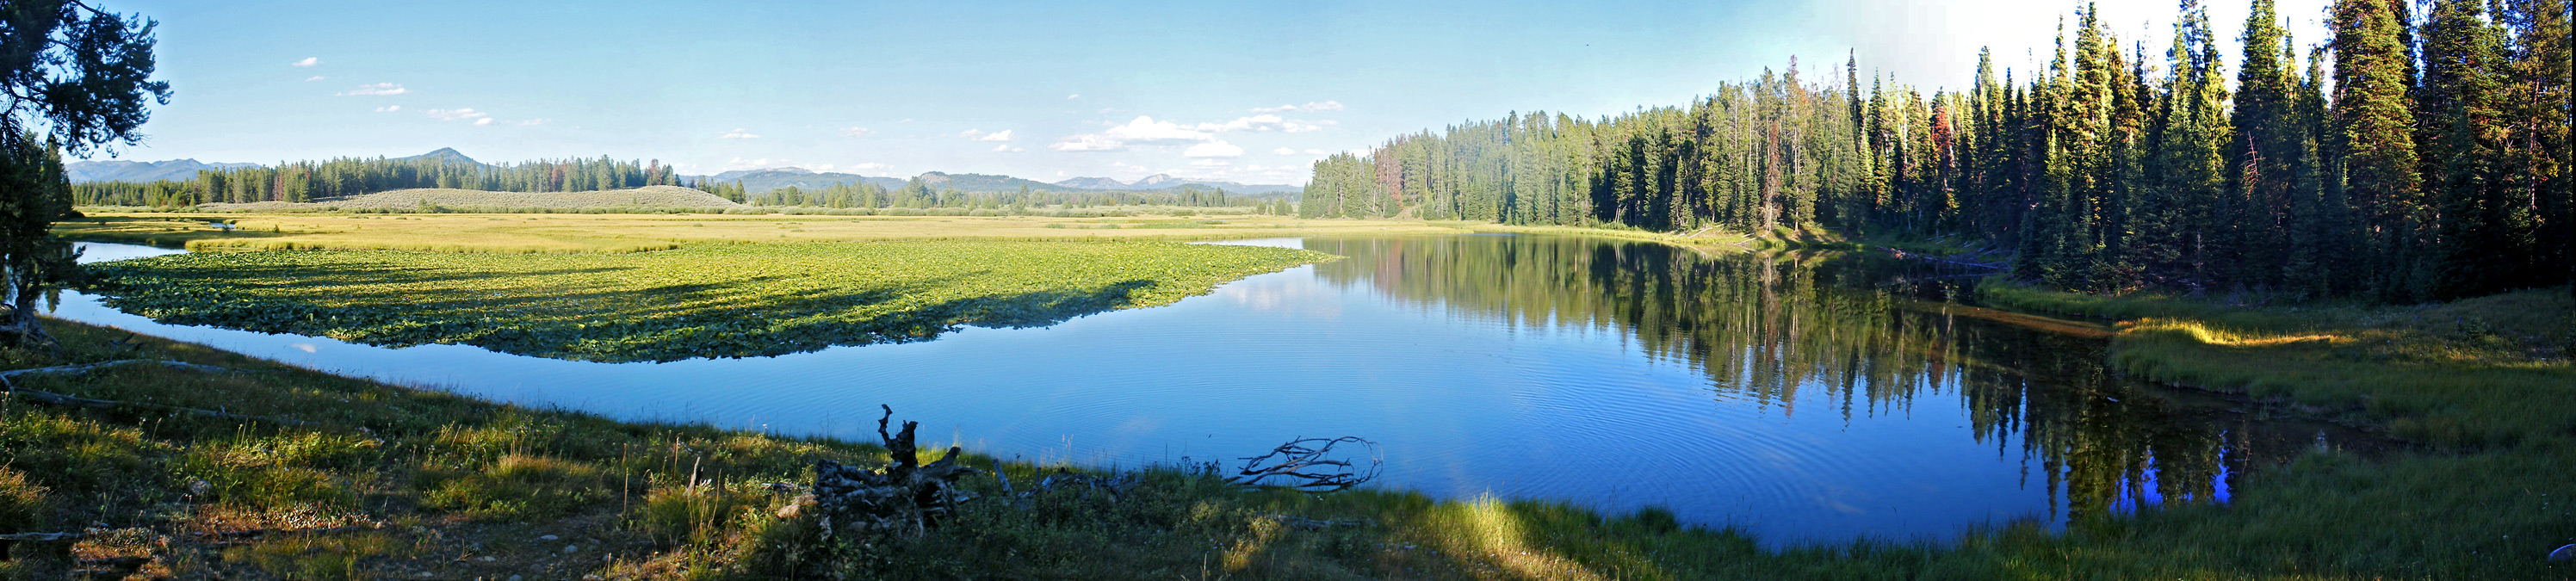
[56,212,1480,254]
[86,240,1329,362]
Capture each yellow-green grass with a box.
[55,213,1482,254]
[1982,280,2575,448]
[5,318,2570,579]
[195,185,745,213]
[85,240,1331,362]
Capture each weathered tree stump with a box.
[804,405,979,541]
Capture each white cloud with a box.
[839,127,873,137]
[291,57,319,67]
[1047,134,1126,151]
[337,83,407,96]
[958,129,985,139]
[474,118,495,127]
[900,118,914,123]
[1195,114,1322,133]
[992,145,1025,152]
[1104,116,1215,144]
[1271,147,1296,155]
[1250,101,1343,113]
[518,119,548,127]
[720,128,760,139]
[975,129,1014,142]
[375,105,401,113]
[423,108,486,121]
[1189,159,1232,167]
[1303,149,1328,155]
[1183,140,1244,158]
[850,162,895,176]
[304,76,325,82]
[1067,94,1081,99]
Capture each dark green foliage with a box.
[0,0,166,344]
[1308,0,2569,305]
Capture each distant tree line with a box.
[72,155,684,207]
[736,179,1290,213]
[1303,0,2570,301]
[76,156,1303,215]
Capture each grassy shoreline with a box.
[15,215,2575,578]
[83,240,1331,362]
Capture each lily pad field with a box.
[84,240,1332,362]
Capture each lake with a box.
[56,236,2375,545]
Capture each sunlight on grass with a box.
[1427,495,1609,581]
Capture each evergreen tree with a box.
[2333,0,2431,300]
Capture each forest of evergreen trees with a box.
[71,155,685,207]
[1302,0,2569,302]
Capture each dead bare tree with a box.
[1225,436,1381,492]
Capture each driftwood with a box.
[0,360,313,426]
[802,405,981,540]
[1227,436,1381,492]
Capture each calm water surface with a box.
[59,237,2370,545]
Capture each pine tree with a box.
[2232,0,2302,287]
[2333,0,2430,301]
[2418,0,2522,298]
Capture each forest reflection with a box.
[1305,234,2374,524]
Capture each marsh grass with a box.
[56,212,1478,254]
[84,239,1332,362]
[1982,280,2575,447]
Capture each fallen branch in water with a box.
[1884,247,2007,269]
[1228,436,1380,492]
[0,359,315,426]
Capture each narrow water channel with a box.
[56,236,2376,545]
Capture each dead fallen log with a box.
[0,532,83,562]
[802,405,981,540]
[1884,247,2007,269]
[1260,515,1375,530]
[0,359,314,426]
[0,532,82,542]
[1227,436,1381,492]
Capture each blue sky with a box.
[99,0,2329,185]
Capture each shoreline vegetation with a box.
[6,213,2567,578]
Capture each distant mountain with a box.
[916,172,1078,193]
[394,147,483,167]
[689,167,906,194]
[65,158,261,183]
[1054,173,1299,195]
[1052,176,1130,189]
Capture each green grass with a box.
[1982,280,2575,448]
[53,212,1481,253]
[84,240,1331,362]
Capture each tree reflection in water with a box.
[1305,234,2380,525]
